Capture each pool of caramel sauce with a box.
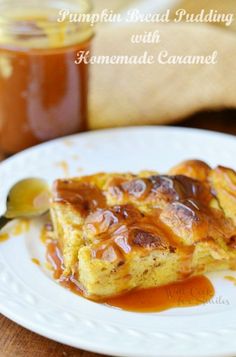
[46,240,215,313]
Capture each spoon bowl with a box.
[0,178,50,229]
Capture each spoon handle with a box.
[0,216,11,229]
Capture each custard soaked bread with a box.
[50,160,236,299]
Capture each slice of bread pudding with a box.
[50,160,236,299]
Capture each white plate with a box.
[0,126,236,357]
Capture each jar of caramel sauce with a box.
[0,0,93,154]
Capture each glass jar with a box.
[0,0,93,155]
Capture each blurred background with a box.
[89,0,236,133]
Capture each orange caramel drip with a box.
[53,180,107,216]
[11,219,30,236]
[46,240,64,279]
[104,275,214,313]
[89,207,178,261]
[46,240,83,295]
[56,161,70,176]
[0,220,31,244]
[0,233,9,242]
[225,275,236,286]
[31,258,40,266]
[40,223,53,245]
[46,240,215,312]
[40,226,49,244]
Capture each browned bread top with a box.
[51,160,236,265]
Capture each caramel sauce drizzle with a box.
[0,219,30,244]
[46,240,84,294]
[40,224,52,244]
[11,219,30,236]
[105,275,214,313]
[46,240,214,312]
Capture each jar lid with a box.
[0,0,93,49]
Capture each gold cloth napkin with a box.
[89,1,236,129]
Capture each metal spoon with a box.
[0,178,50,229]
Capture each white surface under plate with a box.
[0,126,236,357]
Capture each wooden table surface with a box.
[1,110,236,357]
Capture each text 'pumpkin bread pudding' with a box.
[49,160,236,300]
